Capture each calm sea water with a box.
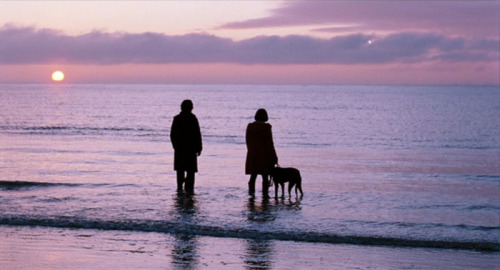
[1,84,499,268]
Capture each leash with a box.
[268,164,280,187]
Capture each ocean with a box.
[0,84,499,269]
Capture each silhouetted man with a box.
[170,100,202,193]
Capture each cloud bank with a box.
[0,25,497,65]
[220,1,499,38]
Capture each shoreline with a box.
[1,226,499,270]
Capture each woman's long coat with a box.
[170,112,202,172]
[245,121,278,175]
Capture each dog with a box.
[269,166,303,198]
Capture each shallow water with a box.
[1,84,499,268]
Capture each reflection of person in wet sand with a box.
[245,109,278,196]
[244,239,274,270]
[170,100,202,194]
[245,196,275,269]
[171,192,199,269]
[172,234,198,269]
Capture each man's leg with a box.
[176,171,185,192]
[185,171,195,194]
[248,174,257,194]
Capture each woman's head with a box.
[254,108,269,122]
[181,100,193,113]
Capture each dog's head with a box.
[268,166,283,180]
[267,166,281,180]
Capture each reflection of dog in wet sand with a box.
[269,166,303,198]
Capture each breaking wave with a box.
[0,125,164,138]
[0,181,82,190]
[0,215,497,252]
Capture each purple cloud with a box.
[220,1,499,38]
[0,25,235,64]
[0,25,497,65]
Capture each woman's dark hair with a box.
[254,108,268,122]
[181,100,193,113]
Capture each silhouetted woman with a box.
[170,100,202,194]
[245,109,278,195]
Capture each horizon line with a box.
[1,82,498,87]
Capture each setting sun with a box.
[51,71,65,82]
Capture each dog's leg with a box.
[288,182,296,198]
[274,181,279,198]
[280,183,285,198]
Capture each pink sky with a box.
[0,1,498,85]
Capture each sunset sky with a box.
[0,1,498,85]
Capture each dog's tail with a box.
[296,173,303,196]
